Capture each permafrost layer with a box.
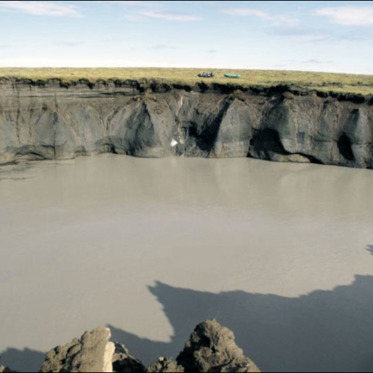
[0,78,372,168]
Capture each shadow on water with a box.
[2,246,373,372]
[109,246,373,372]
[0,347,45,372]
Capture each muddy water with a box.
[1,154,373,371]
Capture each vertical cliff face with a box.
[0,78,372,168]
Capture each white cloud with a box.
[105,1,148,6]
[316,7,373,26]
[292,33,329,42]
[105,2,202,22]
[140,10,203,21]
[102,1,160,9]
[271,16,300,28]
[223,8,299,27]
[224,8,269,18]
[0,1,81,17]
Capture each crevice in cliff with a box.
[185,99,232,154]
[337,133,355,161]
[14,83,22,147]
[15,108,21,145]
[52,112,58,159]
[247,128,326,165]
[248,128,288,159]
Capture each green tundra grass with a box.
[1,67,373,96]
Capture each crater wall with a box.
[1,79,372,168]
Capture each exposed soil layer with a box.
[0,78,372,168]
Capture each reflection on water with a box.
[367,245,373,256]
[0,154,373,371]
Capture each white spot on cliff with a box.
[171,139,178,147]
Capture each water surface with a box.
[1,155,373,371]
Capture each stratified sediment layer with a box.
[0,78,372,168]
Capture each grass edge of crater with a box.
[0,67,373,96]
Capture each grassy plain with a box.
[1,67,373,95]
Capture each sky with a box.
[0,1,373,74]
